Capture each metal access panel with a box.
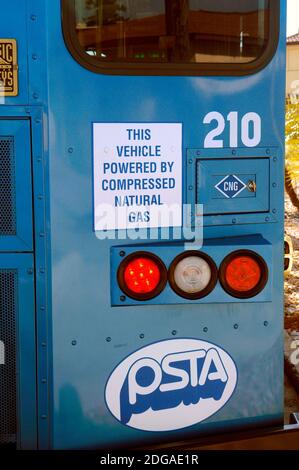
[0,119,33,251]
[197,158,270,214]
[0,253,37,449]
[187,147,279,227]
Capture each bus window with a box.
[62,0,279,75]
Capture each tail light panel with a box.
[110,235,272,306]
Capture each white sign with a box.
[105,338,237,432]
[93,123,182,231]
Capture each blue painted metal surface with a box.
[0,0,287,449]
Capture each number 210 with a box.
[203,111,261,148]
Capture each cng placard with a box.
[93,123,182,231]
[0,39,18,96]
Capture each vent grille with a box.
[0,270,17,445]
[0,137,16,236]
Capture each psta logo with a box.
[105,339,237,432]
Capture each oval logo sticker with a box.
[105,338,237,432]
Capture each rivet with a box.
[272,209,277,214]
[39,232,45,238]
[71,340,77,346]
[35,118,41,123]
[68,147,74,154]
[37,157,42,163]
[33,93,39,100]
[27,268,34,275]
[265,217,270,222]
[42,342,47,347]
[172,330,177,336]
[40,306,45,311]
[188,159,193,164]
[272,182,277,188]
[25,108,31,114]
[203,327,208,333]
[188,185,193,191]
[106,337,112,342]
[233,324,239,330]
[232,218,237,224]
[232,149,236,155]
[264,321,269,327]
[41,415,47,420]
[32,54,38,60]
[273,157,277,162]
[120,295,126,302]
[196,151,201,156]
[119,251,126,257]
[139,334,145,339]
[30,14,37,21]
[41,378,47,384]
[266,149,270,155]
[39,268,45,274]
[38,194,43,200]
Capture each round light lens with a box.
[168,252,218,300]
[225,256,261,292]
[219,250,268,299]
[124,257,161,295]
[174,256,212,294]
[117,252,167,300]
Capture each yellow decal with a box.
[0,39,18,97]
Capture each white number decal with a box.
[203,112,225,148]
[241,112,261,147]
[227,112,238,148]
[203,112,261,148]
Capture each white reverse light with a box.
[174,256,211,293]
[169,252,218,299]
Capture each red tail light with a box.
[219,250,268,299]
[118,252,167,300]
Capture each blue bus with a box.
[0,0,293,450]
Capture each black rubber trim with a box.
[61,0,280,77]
[219,249,268,299]
[117,251,167,301]
[168,251,218,300]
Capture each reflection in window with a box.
[74,0,270,64]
